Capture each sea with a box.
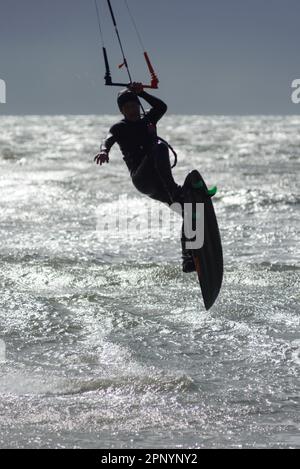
[0,115,299,448]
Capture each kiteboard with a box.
[182,170,223,310]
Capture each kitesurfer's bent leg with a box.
[131,140,184,208]
[131,142,195,273]
[150,140,183,206]
[131,156,169,203]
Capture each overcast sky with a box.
[0,0,299,115]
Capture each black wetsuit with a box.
[100,91,183,207]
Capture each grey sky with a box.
[0,0,299,115]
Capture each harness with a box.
[157,136,178,169]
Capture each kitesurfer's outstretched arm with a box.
[94,131,116,165]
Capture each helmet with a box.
[117,89,140,111]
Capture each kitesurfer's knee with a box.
[132,178,151,197]
[132,175,163,202]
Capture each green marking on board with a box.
[207,186,217,196]
[192,180,218,197]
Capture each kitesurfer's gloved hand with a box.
[94,150,109,165]
[128,82,144,96]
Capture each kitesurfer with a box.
[94,82,195,273]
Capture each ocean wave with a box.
[53,372,195,397]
